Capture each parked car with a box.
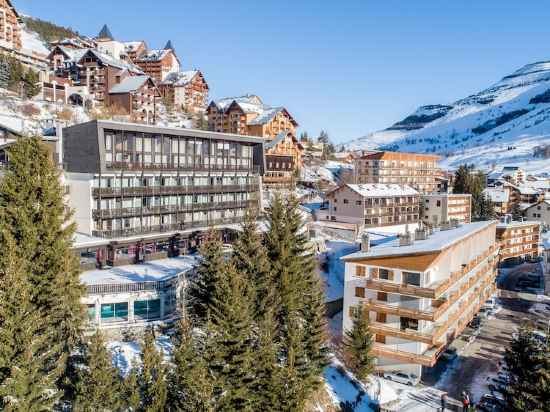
[477,393,505,411]
[382,371,419,386]
[469,316,482,329]
[441,347,458,361]
[483,298,496,310]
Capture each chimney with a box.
[361,232,370,252]
[399,226,414,246]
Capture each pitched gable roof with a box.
[97,24,114,40]
[109,75,156,94]
[265,131,303,151]
[160,70,205,87]
[79,49,144,74]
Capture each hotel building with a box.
[354,151,440,194]
[342,221,498,376]
[63,120,265,267]
[495,216,540,263]
[421,193,472,226]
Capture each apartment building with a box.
[354,151,440,194]
[107,75,160,123]
[421,193,471,225]
[159,70,209,113]
[62,120,265,265]
[342,221,498,376]
[496,216,540,263]
[263,131,304,188]
[482,186,511,215]
[134,41,181,82]
[524,200,550,227]
[320,184,420,228]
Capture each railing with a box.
[92,184,259,198]
[369,322,435,345]
[91,216,244,238]
[92,200,256,219]
[371,342,445,367]
[105,162,260,174]
[87,276,178,295]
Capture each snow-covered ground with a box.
[320,240,359,302]
[301,160,352,185]
[108,334,173,376]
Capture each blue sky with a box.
[15,0,550,142]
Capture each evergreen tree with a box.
[0,137,85,400]
[23,69,41,98]
[510,201,522,220]
[123,366,141,412]
[0,233,61,411]
[343,306,375,382]
[499,327,550,411]
[206,264,255,411]
[170,318,213,412]
[187,231,227,321]
[264,194,328,410]
[139,329,168,412]
[318,130,329,144]
[74,332,122,412]
[453,164,473,195]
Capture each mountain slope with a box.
[343,61,550,175]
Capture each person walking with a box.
[462,391,470,412]
[440,392,448,412]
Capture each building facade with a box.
[63,120,265,247]
[342,221,498,376]
[421,193,472,225]
[496,217,540,263]
[159,70,209,113]
[320,184,420,228]
[354,151,440,194]
[134,43,180,82]
[107,75,160,123]
[524,200,550,228]
[263,131,304,188]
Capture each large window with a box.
[87,304,96,322]
[403,271,421,287]
[100,302,128,322]
[134,299,161,320]
[400,317,418,331]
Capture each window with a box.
[343,199,349,204]
[87,304,96,322]
[403,271,421,286]
[400,317,418,331]
[377,292,388,301]
[356,200,362,206]
[436,200,441,207]
[355,265,366,277]
[100,302,128,322]
[379,268,393,281]
[375,334,386,344]
[134,299,161,320]
[355,287,365,298]
[376,312,386,323]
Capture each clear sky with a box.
[14,0,550,142]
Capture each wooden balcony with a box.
[371,342,445,367]
[92,184,259,198]
[369,322,435,345]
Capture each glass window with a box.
[87,304,96,322]
[134,299,161,320]
[100,302,128,322]
[400,317,418,331]
[403,271,421,286]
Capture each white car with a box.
[483,298,496,310]
[383,371,419,386]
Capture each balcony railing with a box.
[369,322,435,345]
[105,162,259,174]
[87,276,178,295]
[92,184,259,198]
[92,200,256,219]
[91,216,244,239]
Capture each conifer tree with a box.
[187,231,226,321]
[343,306,375,382]
[139,329,168,412]
[206,264,255,411]
[123,365,141,412]
[0,233,61,411]
[74,332,122,411]
[0,137,85,399]
[170,318,213,412]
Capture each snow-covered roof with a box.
[525,200,550,211]
[79,49,144,74]
[72,232,110,249]
[123,41,146,52]
[502,166,522,172]
[248,106,285,125]
[342,220,495,260]
[265,130,303,150]
[496,219,541,229]
[344,183,419,198]
[136,48,171,62]
[20,27,49,59]
[53,45,88,63]
[109,75,151,94]
[80,255,199,285]
[212,94,263,112]
[483,187,509,203]
[160,70,198,86]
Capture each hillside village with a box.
[0,0,549,411]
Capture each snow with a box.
[345,183,419,198]
[300,161,352,184]
[320,240,359,301]
[108,335,173,376]
[342,59,550,175]
[344,221,493,260]
[20,27,49,58]
[80,255,199,285]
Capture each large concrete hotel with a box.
[342,220,498,376]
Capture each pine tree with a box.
[169,318,213,412]
[264,194,328,410]
[74,332,122,412]
[23,69,41,98]
[0,137,85,399]
[187,231,227,322]
[453,164,473,194]
[0,233,61,411]
[499,327,550,411]
[139,329,168,412]
[343,306,375,382]
[122,366,141,411]
[206,264,255,411]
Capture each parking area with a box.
[422,262,550,408]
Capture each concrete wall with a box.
[66,172,94,235]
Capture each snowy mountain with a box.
[343,61,550,175]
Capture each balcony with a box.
[87,276,178,295]
[369,322,435,345]
[105,162,259,174]
[92,184,259,198]
[91,216,244,239]
[371,342,445,367]
[92,200,256,219]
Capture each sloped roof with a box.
[79,49,144,73]
[164,40,175,51]
[123,41,147,52]
[211,95,264,112]
[482,187,509,203]
[248,106,284,125]
[49,45,88,63]
[109,75,152,94]
[345,183,418,198]
[97,24,114,40]
[160,70,199,86]
[265,130,303,150]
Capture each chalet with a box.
[134,41,181,81]
[342,221,498,376]
[207,94,298,139]
[524,200,550,228]
[95,24,128,60]
[263,131,304,188]
[123,40,147,61]
[159,70,209,113]
[107,75,160,123]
